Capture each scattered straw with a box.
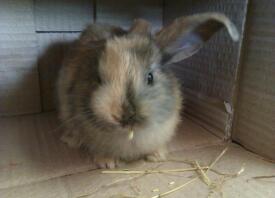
[148,147,230,198]
[103,146,247,198]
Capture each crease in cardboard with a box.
[224,101,234,141]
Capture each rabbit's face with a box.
[91,34,179,130]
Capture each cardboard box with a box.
[0,0,274,197]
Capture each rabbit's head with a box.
[91,13,239,131]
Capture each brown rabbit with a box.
[57,13,239,168]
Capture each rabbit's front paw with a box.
[145,150,167,162]
[93,156,119,169]
[61,132,81,148]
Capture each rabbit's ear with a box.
[155,13,239,65]
[129,19,151,35]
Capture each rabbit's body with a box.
[57,14,239,168]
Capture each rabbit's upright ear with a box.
[129,19,152,35]
[155,13,239,65]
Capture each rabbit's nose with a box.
[120,109,136,127]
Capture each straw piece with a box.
[210,169,238,177]
[194,161,212,186]
[167,158,195,165]
[168,181,175,185]
[102,167,209,175]
[207,147,228,173]
[150,177,198,198]
[77,175,144,198]
[207,165,245,197]
[128,130,134,140]
[109,194,143,198]
[252,175,275,179]
[236,166,245,176]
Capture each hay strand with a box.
[102,167,209,175]
[252,175,275,179]
[207,147,228,173]
[194,160,212,186]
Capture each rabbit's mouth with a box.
[87,106,148,132]
[117,112,146,128]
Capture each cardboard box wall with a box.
[0,0,275,197]
[164,0,275,160]
[0,0,274,164]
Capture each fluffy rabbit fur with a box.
[57,13,239,168]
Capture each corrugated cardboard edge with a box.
[227,0,250,140]
[231,0,275,160]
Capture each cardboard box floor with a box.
[0,113,274,198]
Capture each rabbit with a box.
[57,13,239,169]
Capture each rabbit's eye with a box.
[147,73,154,85]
